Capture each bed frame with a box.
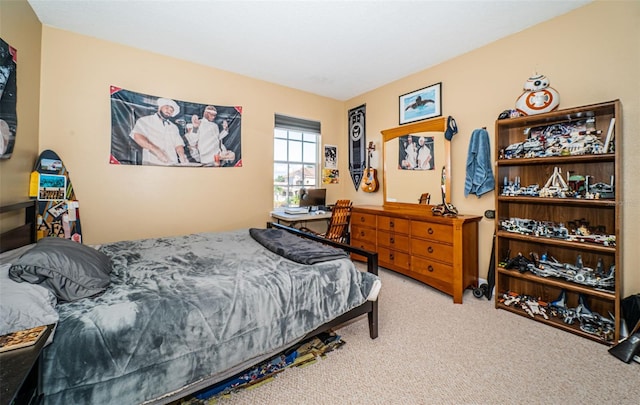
[0,200,37,254]
[0,201,378,402]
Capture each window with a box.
[273,115,320,208]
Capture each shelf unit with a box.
[494,100,622,345]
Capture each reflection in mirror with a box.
[398,135,435,170]
[381,116,450,209]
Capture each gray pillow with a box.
[0,262,59,342]
[9,237,112,302]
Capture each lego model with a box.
[501,171,614,201]
[500,290,615,341]
[539,166,570,197]
[549,291,615,341]
[528,253,615,290]
[500,119,608,160]
[514,73,560,116]
[585,175,615,199]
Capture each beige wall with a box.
[1,0,638,294]
[0,0,41,225]
[37,27,347,243]
[344,0,639,296]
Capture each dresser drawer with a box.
[379,247,410,271]
[350,239,376,262]
[377,230,409,252]
[351,224,376,245]
[410,221,453,244]
[350,238,376,253]
[377,216,409,234]
[410,239,453,264]
[351,212,377,228]
[411,256,453,294]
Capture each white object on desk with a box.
[270,210,332,227]
[284,207,310,215]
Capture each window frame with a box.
[273,120,321,208]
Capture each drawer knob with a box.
[390,237,395,244]
[427,265,434,272]
[427,246,433,254]
[427,228,434,235]
[390,221,395,228]
[360,217,365,222]
[389,253,394,261]
[360,231,365,237]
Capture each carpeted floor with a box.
[205,266,638,404]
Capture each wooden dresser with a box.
[351,205,481,303]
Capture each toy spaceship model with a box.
[499,290,615,341]
[501,121,608,161]
[501,169,614,200]
[499,216,616,247]
[500,250,615,290]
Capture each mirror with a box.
[381,116,451,209]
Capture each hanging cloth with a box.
[464,128,495,197]
[348,104,366,190]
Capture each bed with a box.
[0,200,379,404]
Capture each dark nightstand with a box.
[0,324,54,405]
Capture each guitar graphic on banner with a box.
[361,141,379,193]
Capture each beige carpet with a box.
[214,267,638,404]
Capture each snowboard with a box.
[30,149,82,242]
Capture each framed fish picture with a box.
[399,82,442,125]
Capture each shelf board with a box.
[496,266,616,300]
[497,154,615,166]
[495,231,616,253]
[495,303,613,345]
[495,101,617,129]
[497,196,616,207]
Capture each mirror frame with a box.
[381,116,451,210]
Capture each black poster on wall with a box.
[0,38,17,160]
[348,104,366,190]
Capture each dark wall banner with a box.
[0,38,17,159]
[110,86,242,167]
[348,104,366,190]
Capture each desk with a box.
[270,210,332,228]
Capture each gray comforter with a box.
[40,229,378,404]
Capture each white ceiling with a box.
[27,0,592,101]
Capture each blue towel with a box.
[464,128,495,197]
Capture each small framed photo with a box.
[324,144,337,169]
[38,174,67,201]
[40,158,63,172]
[399,82,442,125]
[47,201,68,219]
